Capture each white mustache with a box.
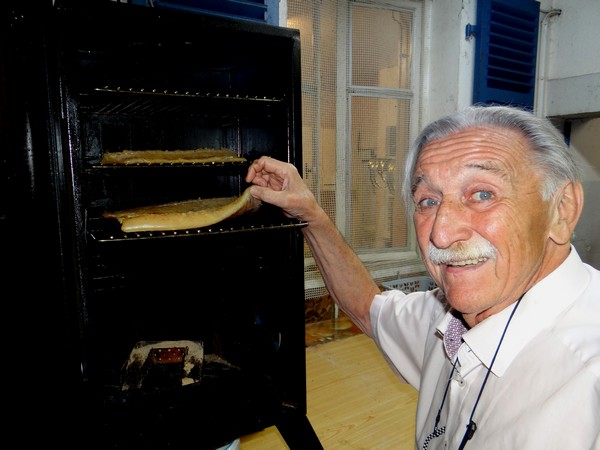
[428,240,497,265]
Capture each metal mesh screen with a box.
[287,1,420,300]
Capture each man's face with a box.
[412,126,554,326]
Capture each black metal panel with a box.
[2,1,317,448]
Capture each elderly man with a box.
[245,105,599,449]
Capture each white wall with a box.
[422,0,476,122]
[537,0,600,118]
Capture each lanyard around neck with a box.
[425,293,525,450]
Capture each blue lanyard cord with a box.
[424,293,525,450]
[457,294,524,450]
[434,356,459,429]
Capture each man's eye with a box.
[472,191,494,201]
[417,198,440,209]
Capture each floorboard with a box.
[240,334,418,449]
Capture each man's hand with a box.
[245,156,320,222]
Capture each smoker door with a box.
[2,1,321,448]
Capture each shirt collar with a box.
[437,246,589,376]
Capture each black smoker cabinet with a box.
[1,1,322,448]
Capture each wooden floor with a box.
[240,334,418,449]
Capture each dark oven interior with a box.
[2,1,319,448]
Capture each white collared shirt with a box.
[370,247,600,450]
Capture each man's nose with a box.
[430,199,472,249]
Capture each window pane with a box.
[287,0,422,300]
[349,96,410,251]
[352,5,413,89]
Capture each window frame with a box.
[295,0,427,295]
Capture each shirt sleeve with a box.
[370,288,446,389]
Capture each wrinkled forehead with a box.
[415,126,532,171]
[409,127,540,201]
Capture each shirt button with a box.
[452,372,465,387]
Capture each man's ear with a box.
[549,181,584,245]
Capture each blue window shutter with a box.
[471,0,540,108]
[141,0,278,25]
